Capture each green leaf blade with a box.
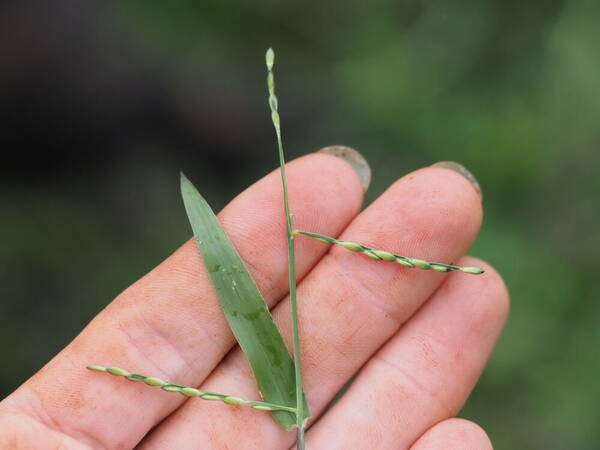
[180,173,309,430]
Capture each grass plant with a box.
[86,48,483,449]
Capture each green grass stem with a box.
[266,48,308,449]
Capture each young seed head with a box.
[106,366,130,377]
[295,229,484,275]
[180,387,202,397]
[143,377,167,387]
[461,266,485,274]
[87,364,295,413]
[269,94,278,112]
[337,240,363,252]
[371,249,396,261]
[126,374,146,382]
[162,385,182,393]
[395,257,415,268]
[267,71,275,92]
[364,249,382,260]
[430,264,450,272]
[223,396,248,405]
[271,110,280,128]
[266,48,275,71]
[409,259,432,270]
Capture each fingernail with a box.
[319,145,371,193]
[431,161,482,200]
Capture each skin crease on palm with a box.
[0,150,508,450]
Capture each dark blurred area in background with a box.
[1,1,599,448]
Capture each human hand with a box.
[0,149,508,449]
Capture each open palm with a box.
[0,150,508,449]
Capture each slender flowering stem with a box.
[266,48,307,449]
[293,230,485,274]
[86,366,297,413]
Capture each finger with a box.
[305,258,508,449]
[0,151,365,449]
[140,166,483,449]
[410,418,493,450]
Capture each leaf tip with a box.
[180,172,196,198]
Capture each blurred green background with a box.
[1,1,599,448]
